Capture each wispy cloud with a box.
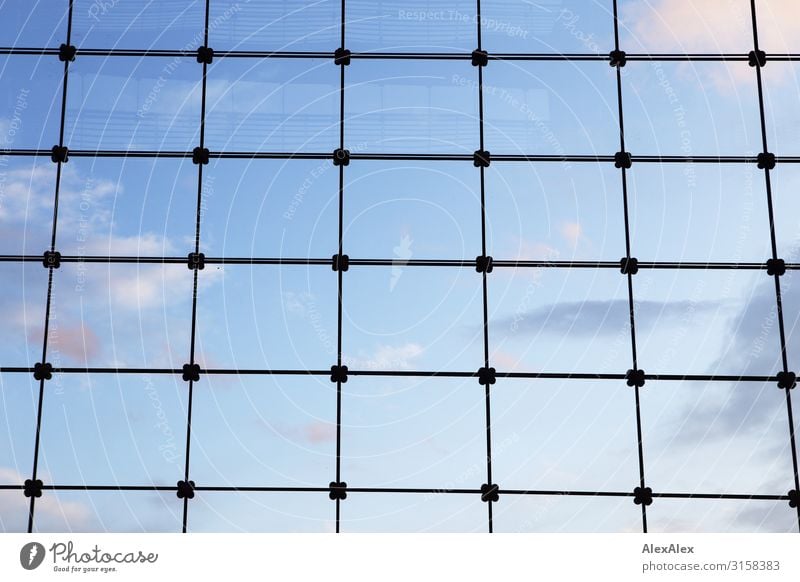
[495,298,721,337]
[300,421,337,445]
[622,0,800,89]
[0,467,94,532]
[0,162,177,256]
[0,163,222,367]
[668,269,795,441]
[42,322,101,363]
[559,221,582,247]
[344,343,424,370]
[622,0,754,53]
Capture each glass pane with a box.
[56,157,197,256]
[492,379,639,491]
[770,165,800,255]
[342,492,486,532]
[647,498,796,533]
[209,0,339,52]
[0,1,66,47]
[623,61,761,157]
[493,495,641,532]
[482,0,612,54]
[205,57,338,153]
[619,0,753,53]
[38,373,188,485]
[763,62,800,155]
[342,376,485,488]
[194,265,337,371]
[483,61,618,155]
[0,55,64,149]
[345,59,477,154]
[201,158,338,258]
[0,486,29,532]
[343,266,484,373]
[72,0,204,51]
[780,268,800,372]
[49,263,193,368]
[348,0,476,53]
[487,162,624,261]
[488,267,631,374]
[628,163,771,262]
[0,374,38,485]
[190,491,332,532]
[0,157,56,255]
[756,1,800,54]
[190,376,335,487]
[32,489,182,532]
[0,263,48,366]
[67,56,202,150]
[642,380,794,494]
[634,269,781,376]
[345,161,481,260]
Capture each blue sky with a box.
[1,0,800,533]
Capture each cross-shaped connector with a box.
[609,50,627,67]
[757,152,776,170]
[471,49,489,67]
[330,365,349,383]
[182,363,201,382]
[767,258,786,276]
[473,150,491,168]
[51,145,69,163]
[192,147,210,165]
[187,252,205,270]
[333,148,350,166]
[777,371,796,390]
[176,480,195,499]
[196,46,214,64]
[633,486,653,506]
[58,43,76,62]
[620,257,638,275]
[626,369,646,388]
[24,479,44,498]
[33,362,53,381]
[334,48,351,66]
[475,255,493,274]
[478,367,496,386]
[332,253,349,272]
[748,50,766,68]
[43,251,61,269]
[480,483,499,502]
[329,481,347,500]
[614,151,632,169]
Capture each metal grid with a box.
[0,0,799,533]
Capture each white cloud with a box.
[621,0,800,88]
[83,233,176,257]
[109,266,181,311]
[0,467,94,532]
[102,263,222,311]
[283,290,316,319]
[508,235,561,261]
[343,343,424,370]
[622,0,754,52]
[0,164,55,222]
[274,420,337,445]
[0,162,178,257]
[47,323,101,362]
[559,221,582,247]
